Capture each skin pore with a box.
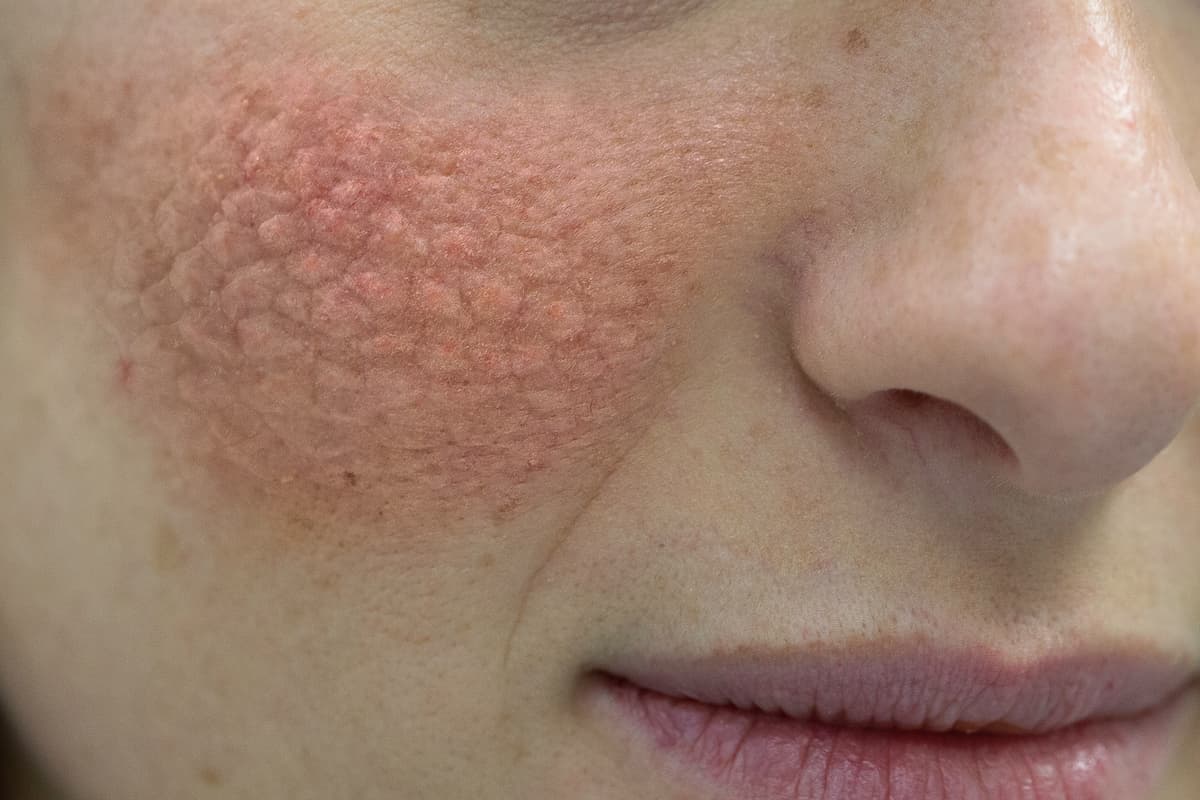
[1,1,1200,799]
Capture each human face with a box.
[0,1,1198,798]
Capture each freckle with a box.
[1081,35,1105,63]
[343,470,358,488]
[844,27,870,54]
[312,571,338,591]
[802,85,829,110]
[478,552,495,568]
[197,765,223,786]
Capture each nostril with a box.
[856,389,1018,478]
[889,389,936,412]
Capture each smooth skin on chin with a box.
[0,1,1199,799]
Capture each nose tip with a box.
[844,305,1200,501]
[789,160,1200,502]
[779,1,1200,502]
[808,206,1200,499]
[961,247,1200,499]
[995,319,1200,499]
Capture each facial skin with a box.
[1,0,1199,798]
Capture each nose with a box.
[787,4,1200,500]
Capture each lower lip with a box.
[586,675,1193,800]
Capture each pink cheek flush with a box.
[51,63,713,522]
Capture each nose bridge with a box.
[919,5,1196,373]
[923,0,1171,220]
[789,0,1200,500]
[941,3,1200,404]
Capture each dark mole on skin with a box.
[197,765,223,786]
[844,28,870,54]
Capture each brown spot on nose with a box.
[843,28,870,54]
[197,765,223,786]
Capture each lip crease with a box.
[582,640,1198,800]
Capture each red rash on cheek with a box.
[33,64,704,522]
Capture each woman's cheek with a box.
[26,59,715,527]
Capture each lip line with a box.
[596,672,1195,737]
[592,636,1198,735]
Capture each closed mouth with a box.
[579,639,1199,800]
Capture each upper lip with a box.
[594,638,1198,735]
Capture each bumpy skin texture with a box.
[31,55,720,521]
[7,4,1200,800]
